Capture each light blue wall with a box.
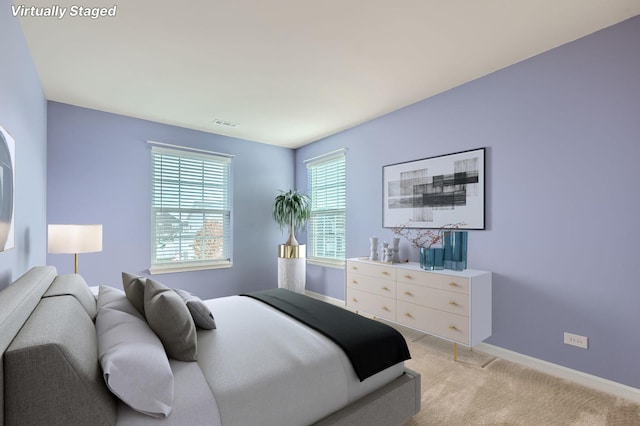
[0,0,48,289]
[296,16,640,389]
[47,102,293,299]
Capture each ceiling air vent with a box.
[212,118,239,128]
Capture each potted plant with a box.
[272,189,311,246]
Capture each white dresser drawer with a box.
[397,282,468,317]
[347,260,396,280]
[347,273,396,298]
[345,258,491,350]
[397,301,470,345]
[396,269,469,294]
[346,287,396,322]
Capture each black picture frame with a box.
[383,148,485,229]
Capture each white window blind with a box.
[306,151,346,266]
[150,146,232,273]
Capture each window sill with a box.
[149,261,232,275]
[306,258,345,269]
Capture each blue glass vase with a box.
[419,247,444,270]
[443,231,468,271]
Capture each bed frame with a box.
[0,266,421,425]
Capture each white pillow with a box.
[95,286,174,418]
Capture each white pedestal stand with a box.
[277,244,306,294]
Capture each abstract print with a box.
[383,148,484,229]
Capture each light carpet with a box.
[389,324,640,425]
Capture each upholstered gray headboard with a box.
[0,266,56,426]
[0,266,117,426]
[0,267,57,353]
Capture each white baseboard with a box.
[304,290,640,403]
[304,290,345,307]
[476,342,640,403]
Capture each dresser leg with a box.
[453,343,458,361]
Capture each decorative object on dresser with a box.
[272,189,311,293]
[383,246,393,263]
[47,224,103,273]
[346,257,491,361]
[419,245,444,270]
[382,148,485,230]
[443,230,468,271]
[391,221,466,271]
[392,236,400,263]
[369,236,379,261]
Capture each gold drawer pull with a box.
[382,306,390,311]
[404,291,414,296]
[381,271,390,276]
[352,280,358,284]
[449,301,458,306]
[448,282,459,288]
[404,275,413,279]
[381,286,390,291]
[404,313,413,318]
[449,325,458,331]
[352,266,358,270]
[352,297,358,302]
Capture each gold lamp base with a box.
[278,244,306,259]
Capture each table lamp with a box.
[48,224,103,273]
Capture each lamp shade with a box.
[48,224,103,254]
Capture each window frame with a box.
[305,149,347,268]
[149,144,233,274]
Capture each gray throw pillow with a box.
[44,273,98,319]
[121,272,146,316]
[144,279,197,361]
[173,288,217,330]
[96,286,174,418]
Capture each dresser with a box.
[346,258,492,358]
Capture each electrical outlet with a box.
[564,332,588,349]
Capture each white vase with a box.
[392,237,400,263]
[369,236,379,261]
[383,247,393,263]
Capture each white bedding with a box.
[116,294,404,426]
[197,296,404,426]
[116,360,222,425]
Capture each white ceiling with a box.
[17,0,640,148]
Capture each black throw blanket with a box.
[242,289,411,381]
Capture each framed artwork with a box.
[0,124,15,252]
[383,148,485,229]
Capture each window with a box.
[306,149,346,266]
[150,145,232,273]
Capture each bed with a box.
[0,266,420,425]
